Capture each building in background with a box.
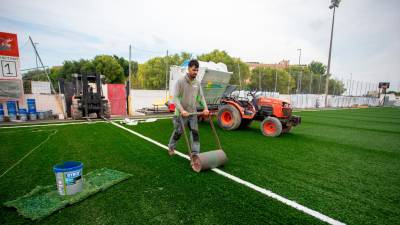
[246,60,290,71]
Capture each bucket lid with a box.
[53,161,83,173]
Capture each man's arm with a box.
[198,85,209,115]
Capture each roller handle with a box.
[178,116,192,156]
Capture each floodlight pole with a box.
[324,0,340,107]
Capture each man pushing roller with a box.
[168,59,209,169]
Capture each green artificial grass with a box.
[126,107,400,225]
[4,168,132,220]
[0,122,323,224]
[0,107,399,224]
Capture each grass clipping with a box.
[4,168,132,220]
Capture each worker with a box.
[168,59,209,169]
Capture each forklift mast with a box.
[68,74,110,119]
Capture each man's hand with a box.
[202,109,209,116]
[181,110,189,117]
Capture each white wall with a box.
[23,94,66,115]
[130,89,169,112]
[128,89,382,111]
[0,90,387,118]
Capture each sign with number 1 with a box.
[0,32,23,99]
[0,32,21,79]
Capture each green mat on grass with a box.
[4,168,132,220]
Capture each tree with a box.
[135,53,191,89]
[80,60,96,75]
[136,57,169,89]
[248,67,294,94]
[180,52,192,62]
[308,61,326,75]
[329,79,346,95]
[197,49,250,87]
[93,55,125,83]
[113,55,138,77]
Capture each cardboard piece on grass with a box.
[120,118,158,125]
[4,168,132,220]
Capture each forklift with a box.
[70,74,110,120]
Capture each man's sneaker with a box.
[168,146,175,156]
[190,154,201,172]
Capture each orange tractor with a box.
[216,90,301,137]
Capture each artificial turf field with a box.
[1,107,399,225]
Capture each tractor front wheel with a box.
[217,104,241,130]
[260,117,282,137]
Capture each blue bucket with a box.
[37,111,45,120]
[53,161,84,195]
[6,100,17,121]
[29,113,37,120]
[27,99,37,114]
[19,109,27,121]
[0,103,3,122]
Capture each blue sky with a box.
[1,0,399,90]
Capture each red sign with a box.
[0,32,19,57]
[107,84,127,116]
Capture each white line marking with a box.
[0,129,58,179]
[108,120,345,225]
[0,116,173,129]
[0,121,105,129]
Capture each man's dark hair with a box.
[188,59,199,68]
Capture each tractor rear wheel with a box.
[217,104,241,130]
[260,117,282,137]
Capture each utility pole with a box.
[324,0,341,106]
[274,70,278,93]
[309,72,313,94]
[128,45,132,90]
[165,50,169,101]
[259,68,261,91]
[237,62,242,90]
[297,48,302,94]
[29,36,66,118]
[34,42,39,80]
[127,45,132,115]
[34,42,39,71]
